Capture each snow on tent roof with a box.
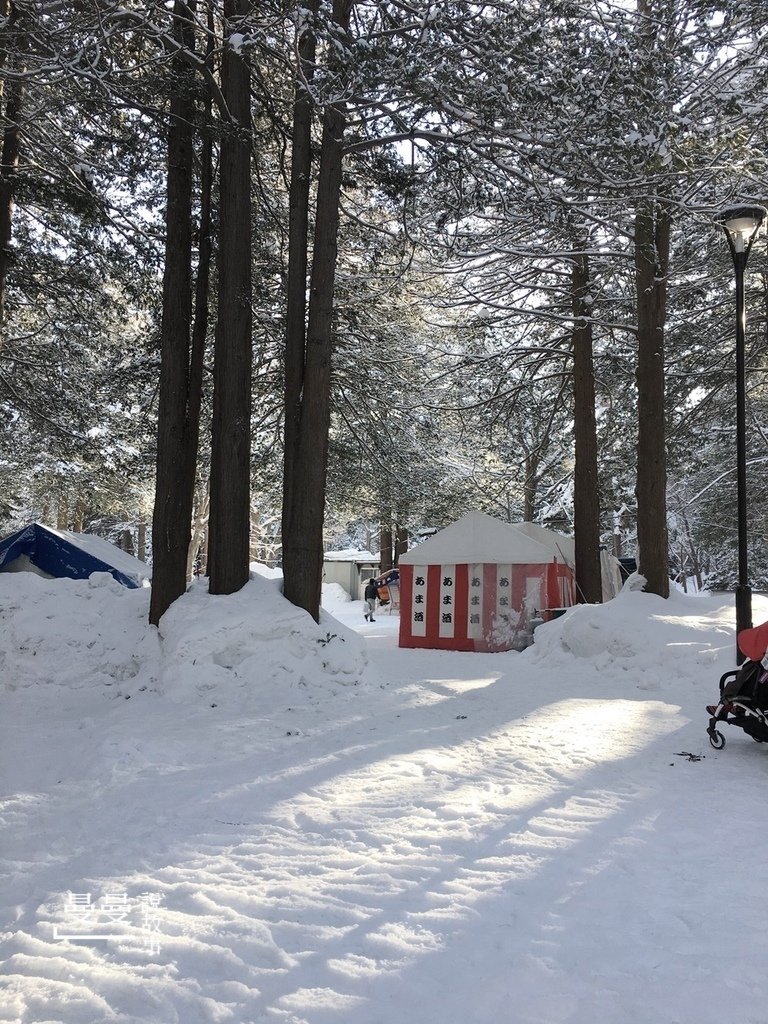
[398,512,563,566]
[51,527,151,584]
[513,521,575,564]
[0,523,150,588]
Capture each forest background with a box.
[1,0,768,624]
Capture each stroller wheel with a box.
[708,729,726,750]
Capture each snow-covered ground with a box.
[1,569,767,1024]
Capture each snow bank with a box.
[158,576,366,708]
[251,561,354,610]
[0,571,157,694]
[321,581,352,607]
[0,569,367,708]
[528,589,734,688]
[249,559,282,579]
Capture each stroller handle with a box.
[719,669,739,695]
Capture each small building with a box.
[398,512,606,653]
[0,523,150,588]
[322,549,379,599]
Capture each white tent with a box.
[398,513,577,652]
[511,521,622,602]
[398,512,622,652]
[399,513,559,567]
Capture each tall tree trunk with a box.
[185,0,214,514]
[379,521,393,573]
[394,525,408,564]
[612,505,627,559]
[149,0,197,626]
[72,497,85,533]
[0,1,23,330]
[208,0,252,595]
[283,0,320,566]
[571,250,602,603]
[523,452,538,521]
[634,198,671,598]
[282,0,354,621]
[181,0,214,587]
[187,484,210,579]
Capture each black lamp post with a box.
[715,204,767,663]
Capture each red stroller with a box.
[707,621,768,749]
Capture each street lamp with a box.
[715,203,767,663]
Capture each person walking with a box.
[364,578,378,621]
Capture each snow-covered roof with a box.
[399,512,572,566]
[323,549,377,563]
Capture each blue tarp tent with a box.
[0,523,149,589]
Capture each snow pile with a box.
[0,571,157,694]
[252,561,354,611]
[158,576,366,708]
[529,589,733,688]
[320,581,352,607]
[0,568,366,708]
[249,560,282,579]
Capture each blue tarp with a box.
[0,523,142,589]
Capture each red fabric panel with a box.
[558,562,576,605]
[426,564,442,644]
[545,562,557,610]
[400,634,477,651]
[738,620,768,662]
[398,564,413,646]
[398,559,574,651]
[482,563,497,650]
[511,566,525,615]
[544,562,575,609]
[454,563,469,647]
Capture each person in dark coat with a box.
[363,578,378,621]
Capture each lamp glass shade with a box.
[716,205,768,245]
[724,214,763,238]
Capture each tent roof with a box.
[0,523,149,588]
[51,527,150,583]
[513,521,575,564]
[399,512,572,566]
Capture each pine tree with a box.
[208,0,253,596]
[282,0,355,621]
